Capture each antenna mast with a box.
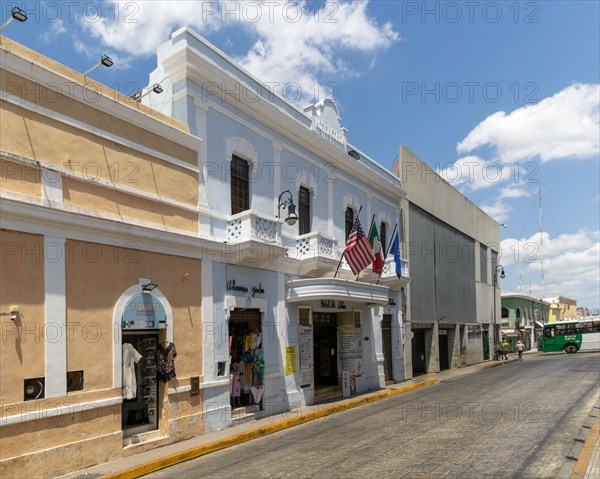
[539,187,544,299]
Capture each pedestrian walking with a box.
[502,339,510,360]
[496,341,504,361]
[516,340,525,360]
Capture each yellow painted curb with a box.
[101,379,438,479]
[571,413,600,479]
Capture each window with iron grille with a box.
[345,207,354,240]
[380,222,387,254]
[231,155,249,215]
[299,186,311,235]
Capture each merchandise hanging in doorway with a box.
[229,312,264,409]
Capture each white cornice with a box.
[0,47,202,150]
[160,45,404,201]
[286,278,389,305]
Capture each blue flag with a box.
[391,231,402,279]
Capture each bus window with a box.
[593,322,600,333]
[577,323,592,334]
[543,328,554,339]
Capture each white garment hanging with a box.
[252,332,262,350]
[250,384,264,404]
[122,343,142,399]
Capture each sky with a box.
[2,1,599,309]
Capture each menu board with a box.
[338,325,364,377]
[299,325,313,386]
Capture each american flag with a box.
[344,216,374,275]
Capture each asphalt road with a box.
[144,352,600,479]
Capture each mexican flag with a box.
[368,222,384,274]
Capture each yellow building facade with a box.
[0,37,208,478]
[545,296,578,322]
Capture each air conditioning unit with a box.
[24,378,45,401]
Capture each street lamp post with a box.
[493,265,505,359]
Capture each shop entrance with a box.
[411,329,427,376]
[382,315,393,382]
[313,313,338,387]
[482,325,490,360]
[438,332,449,370]
[229,309,263,410]
[121,332,159,436]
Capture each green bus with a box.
[538,318,600,353]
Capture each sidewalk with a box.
[57,353,534,479]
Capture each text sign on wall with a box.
[299,325,313,386]
[122,293,166,330]
[338,325,364,377]
[286,346,297,375]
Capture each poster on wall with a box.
[286,346,297,375]
[299,325,313,386]
[338,325,364,377]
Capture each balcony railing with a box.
[226,210,282,246]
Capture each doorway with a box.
[313,313,338,387]
[411,329,427,376]
[382,315,393,382]
[438,332,449,370]
[122,332,159,436]
[482,325,490,360]
[228,309,263,410]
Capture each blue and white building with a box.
[143,27,409,431]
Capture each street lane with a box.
[144,352,600,479]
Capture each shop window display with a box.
[229,315,264,409]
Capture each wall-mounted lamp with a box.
[500,223,508,229]
[83,55,113,76]
[0,7,28,32]
[496,265,506,279]
[131,83,164,102]
[142,283,158,294]
[277,190,298,226]
[0,306,19,321]
[347,149,361,161]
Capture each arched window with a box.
[501,307,509,318]
[516,307,522,319]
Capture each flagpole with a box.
[334,205,363,279]
[356,213,376,281]
[376,223,398,285]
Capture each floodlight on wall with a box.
[277,190,298,226]
[142,283,158,294]
[0,6,28,31]
[131,83,164,102]
[83,55,113,76]
[348,149,361,161]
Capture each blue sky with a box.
[2,1,599,309]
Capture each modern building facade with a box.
[501,294,550,349]
[395,146,501,377]
[142,27,409,433]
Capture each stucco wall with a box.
[0,157,42,197]
[0,230,46,403]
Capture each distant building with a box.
[501,294,550,349]
[544,296,578,322]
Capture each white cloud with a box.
[81,1,397,101]
[500,229,600,307]
[40,20,66,43]
[437,155,513,191]
[457,83,600,164]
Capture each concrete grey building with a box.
[395,146,501,378]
